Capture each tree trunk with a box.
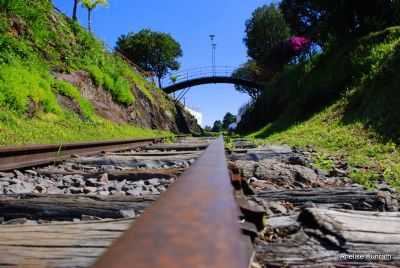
[88,9,92,33]
[157,76,162,88]
[72,0,78,21]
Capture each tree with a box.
[244,4,291,68]
[204,125,212,132]
[211,120,223,132]
[81,0,108,33]
[222,113,236,130]
[72,0,80,21]
[232,60,264,100]
[116,29,183,88]
[280,0,399,45]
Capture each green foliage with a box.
[244,27,400,190]
[85,64,135,105]
[0,0,157,107]
[0,0,51,22]
[81,0,108,32]
[212,120,223,132]
[85,65,104,86]
[112,77,134,105]
[116,29,183,87]
[0,35,35,64]
[0,109,172,146]
[0,16,8,33]
[232,60,264,100]
[0,63,60,114]
[222,113,236,130]
[250,103,400,190]
[0,0,178,146]
[244,4,290,67]
[313,152,335,171]
[81,0,108,10]
[280,0,400,45]
[53,80,94,120]
[239,27,400,133]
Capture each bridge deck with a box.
[162,76,262,93]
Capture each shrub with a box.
[111,77,134,105]
[0,63,60,114]
[54,80,94,120]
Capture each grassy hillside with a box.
[0,0,177,145]
[240,27,400,189]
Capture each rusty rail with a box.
[0,137,165,171]
[92,136,253,268]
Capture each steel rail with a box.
[92,136,253,268]
[0,137,165,171]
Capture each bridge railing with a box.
[162,66,238,88]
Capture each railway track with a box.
[0,137,166,171]
[1,136,399,268]
[0,136,253,268]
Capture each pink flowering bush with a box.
[267,36,312,70]
[289,36,311,53]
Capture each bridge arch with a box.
[161,66,262,94]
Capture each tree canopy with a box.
[280,0,400,45]
[232,60,264,100]
[116,29,183,88]
[222,113,237,130]
[211,120,223,132]
[81,0,108,32]
[244,4,291,68]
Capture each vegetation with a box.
[222,113,236,130]
[211,120,223,132]
[232,60,263,100]
[0,0,177,145]
[244,4,290,69]
[0,109,171,145]
[235,4,311,99]
[236,0,400,190]
[81,0,108,33]
[207,113,237,133]
[54,80,94,120]
[241,27,400,190]
[116,29,183,88]
[280,0,400,46]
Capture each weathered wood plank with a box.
[255,208,400,267]
[0,218,133,268]
[255,187,397,211]
[0,194,155,221]
[143,144,208,151]
[67,154,198,169]
[107,151,201,156]
[37,168,183,181]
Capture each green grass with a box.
[0,63,60,114]
[53,80,94,120]
[0,0,179,145]
[84,63,135,106]
[243,27,400,190]
[0,0,161,108]
[0,109,172,145]
[250,99,400,190]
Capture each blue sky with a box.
[54,0,272,126]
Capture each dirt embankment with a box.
[55,71,201,134]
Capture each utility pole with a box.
[209,34,216,76]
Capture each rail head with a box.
[0,137,167,171]
[92,136,252,268]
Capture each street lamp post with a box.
[209,34,216,76]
